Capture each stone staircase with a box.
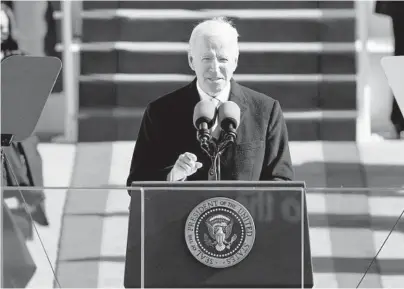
[55,1,357,142]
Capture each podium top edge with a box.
[130,181,306,188]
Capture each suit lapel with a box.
[185,77,200,108]
[228,79,248,145]
[177,78,204,152]
[179,78,200,133]
[229,79,247,123]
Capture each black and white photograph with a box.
[1,0,404,288]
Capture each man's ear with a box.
[188,53,195,71]
[232,55,238,72]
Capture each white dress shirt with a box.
[196,80,230,139]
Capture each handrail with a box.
[61,0,78,142]
[355,0,372,142]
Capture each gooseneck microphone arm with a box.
[212,101,241,180]
[223,122,237,143]
[193,99,218,159]
[196,122,211,153]
[217,101,240,154]
[217,122,237,153]
[193,100,241,180]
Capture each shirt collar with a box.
[196,79,230,105]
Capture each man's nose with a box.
[208,59,220,72]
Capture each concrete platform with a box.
[21,140,404,288]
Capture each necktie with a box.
[210,97,222,139]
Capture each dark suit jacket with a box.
[127,78,294,185]
[375,1,404,18]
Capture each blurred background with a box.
[2,0,398,141]
[1,0,404,288]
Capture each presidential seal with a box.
[185,197,255,268]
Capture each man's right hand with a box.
[167,152,203,181]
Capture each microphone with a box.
[218,101,240,144]
[193,99,217,149]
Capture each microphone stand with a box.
[197,125,237,181]
[197,132,224,181]
[212,131,236,181]
[197,129,219,180]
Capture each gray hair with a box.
[188,17,239,57]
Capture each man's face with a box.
[188,34,238,97]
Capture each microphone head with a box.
[218,101,240,130]
[193,99,217,129]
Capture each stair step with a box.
[79,73,356,82]
[77,109,356,142]
[80,17,355,43]
[79,79,356,111]
[55,8,355,20]
[59,41,356,53]
[79,45,355,75]
[79,107,356,120]
[80,1,354,11]
[284,110,356,120]
[287,118,356,141]
[68,0,357,142]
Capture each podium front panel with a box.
[125,186,313,288]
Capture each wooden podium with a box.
[124,181,313,288]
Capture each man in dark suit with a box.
[375,1,404,138]
[127,17,293,184]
